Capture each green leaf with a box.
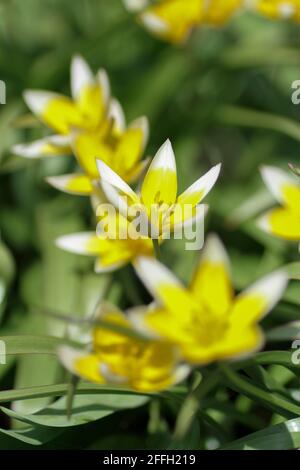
[14,197,88,415]
[1,335,78,356]
[240,351,300,376]
[0,240,15,285]
[0,382,186,404]
[217,105,300,142]
[0,240,15,322]
[221,365,300,418]
[267,322,300,341]
[0,424,62,447]
[285,262,300,281]
[0,392,149,427]
[221,417,300,450]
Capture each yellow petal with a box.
[261,165,300,213]
[214,325,264,362]
[56,232,105,256]
[190,234,233,316]
[58,346,105,383]
[95,256,129,273]
[72,128,114,179]
[204,0,242,25]
[12,135,70,159]
[230,270,288,327]
[46,174,93,195]
[24,90,84,135]
[177,163,221,207]
[141,139,177,209]
[125,158,150,184]
[128,342,189,392]
[97,160,140,217]
[134,256,195,321]
[113,117,149,177]
[188,325,264,364]
[93,308,189,392]
[71,56,110,128]
[258,207,300,240]
[140,0,204,43]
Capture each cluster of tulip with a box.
[12,49,298,392]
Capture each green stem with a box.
[66,374,79,421]
[118,266,143,305]
[173,370,219,441]
[152,239,160,260]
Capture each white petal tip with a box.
[151,139,176,171]
[23,90,54,114]
[257,214,272,234]
[140,12,169,35]
[57,346,85,374]
[55,233,94,255]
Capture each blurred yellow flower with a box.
[56,212,153,273]
[124,0,243,43]
[97,139,221,239]
[253,0,300,20]
[132,234,288,365]
[258,166,300,240]
[13,55,149,196]
[204,0,244,25]
[58,304,189,392]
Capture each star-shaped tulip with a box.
[12,55,149,195]
[97,139,221,240]
[257,166,300,241]
[58,304,190,392]
[131,234,288,365]
[124,0,243,43]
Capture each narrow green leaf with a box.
[0,424,62,447]
[267,322,300,341]
[0,392,149,428]
[221,365,300,418]
[1,335,79,356]
[217,105,300,142]
[285,262,300,281]
[220,417,300,450]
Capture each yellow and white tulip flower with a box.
[97,139,221,240]
[258,166,300,241]
[132,234,288,365]
[252,0,300,20]
[58,304,190,392]
[124,0,243,43]
[13,55,149,196]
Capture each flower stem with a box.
[66,374,79,421]
[152,239,160,260]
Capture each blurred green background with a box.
[1,0,300,449]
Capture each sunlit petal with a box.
[46,173,94,195]
[141,139,177,208]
